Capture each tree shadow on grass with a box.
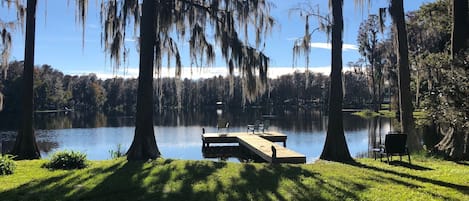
[346,161,469,195]
[147,159,228,201]
[72,159,228,201]
[0,159,230,201]
[76,160,153,200]
[0,174,71,201]
[226,164,293,201]
[81,160,366,201]
[454,161,469,166]
[10,159,465,200]
[387,161,434,171]
[0,162,123,201]
[366,175,421,189]
[224,164,362,201]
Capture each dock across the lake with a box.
[201,131,306,164]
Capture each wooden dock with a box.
[201,131,306,164]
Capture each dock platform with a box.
[201,131,306,164]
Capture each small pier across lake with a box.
[201,131,306,164]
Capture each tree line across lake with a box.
[0,61,375,115]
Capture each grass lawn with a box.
[1,157,468,201]
[352,109,428,119]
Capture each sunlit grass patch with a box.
[353,109,429,120]
[0,157,467,201]
[352,109,381,118]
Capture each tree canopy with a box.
[79,0,275,103]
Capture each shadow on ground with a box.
[346,160,469,196]
[387,160,434,170]
[0,159,350,201]
[1,159,468,201]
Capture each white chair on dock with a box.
[247,120,261,134]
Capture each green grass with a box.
[413,110,429,119]
[381,104,391,110]
[1,157,468,201]
[352,109,429,119]
[352,109,382,118]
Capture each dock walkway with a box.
[201,131,306,164]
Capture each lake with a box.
[0,109,392,163]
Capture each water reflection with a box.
[0,110,391,162]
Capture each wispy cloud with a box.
[87,24,99,29]
[66,66,354,80]
[310,42,358,51]
[125,38,137,42]
[286,37,300,41]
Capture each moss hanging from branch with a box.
[69,0,89,48]
[1,0,25,77]
[291,2,331,89]
[1,0,26,112]
[94,0,274,104]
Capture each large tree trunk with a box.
[370,56,378,112]
[320,0,353,162]
[450,0,469,59]
[126,0,161,160]
[368,117,378,149]
[434,0,469,160]
[377,75,383,112]
[11,0,40,160]
[435,127,469,160]
[390,0,422,151]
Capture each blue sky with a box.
[1,0,434,79]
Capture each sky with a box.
[1,0,435,79]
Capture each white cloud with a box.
[309,42,332,49]
[268,66,331,78]
[87,24,99,29]
[67,66,353,80]
[310,42,358,51]
[343,44,359,51]
[125,38,137,42]
[286,37,300,41]
[266,66,354,78]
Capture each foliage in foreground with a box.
[0,155,16,175]
[42,150,88,170]
[0,158,467,201]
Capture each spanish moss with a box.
[291,2,331,89]
[94,0,275,105]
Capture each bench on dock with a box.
[201,131,305,164]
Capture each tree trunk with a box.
[435,127,469,160]
[434,0,469,160]
[126,0,161,160]
[377,75,383,112]
[415,67,420,108]
[390,0,422,151]
[451,0,469,59]
[368,117,378,148]
[11,0,40,160]
[370,57,377,112]
[320,0,353,162]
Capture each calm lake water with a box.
[0,109,391,163]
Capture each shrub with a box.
[43,150,88,170]
[0,154,16,175]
